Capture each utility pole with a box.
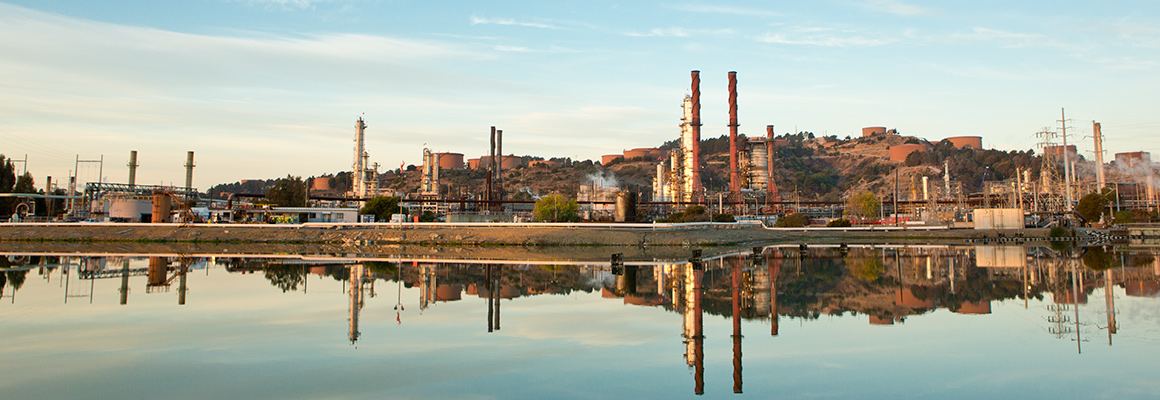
[10,154,26,176]
[894,165,900,226]
[1059,108,1073,210]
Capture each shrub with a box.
[711,213,736,222]
[826,218,852,227]
[1048,226,1073,238]
[774,213,810,227]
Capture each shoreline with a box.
[0,222,1052,247]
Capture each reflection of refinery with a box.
[6,246,1160,386]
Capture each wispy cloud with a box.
[672,4,780,18]
[754,32,895,47]
[946,27,1054,48]
[234,0,317,10]
[623,27,735,38]
[494,44,532,52]
[0,3,494,183]
[470,16,559,30]
[860,0,935,16]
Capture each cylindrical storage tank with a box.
[614,191,637,222]
[437,152,465,169]
[499,155,523,170]
[944,136,982,149]
[862,126,887,137]
[529,160,562,168]
[1044,145,1077,158]
[623,148,657,160]
[109,198,153,222]
[435,284,463,301]
[467,158,481,170]
[1115,151,1151,167]
[601,154,622,165]
[151,193,172,223]
[952,301,992,315]
[888,144,925,162]
[310,177,332,191]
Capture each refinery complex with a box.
[8,71,1159,228]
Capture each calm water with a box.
[1,245,1158,399]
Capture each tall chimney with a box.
[488,126,496,205]
[45,176,53,218]
[691,71,703,202]
[128,150,138,186]
[766,125,780,202]
[184,151,195,203]
[496,129,503,202]
[728,71,740,200]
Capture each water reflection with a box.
[2,244,1159,396]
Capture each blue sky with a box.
[1,0,1158,188]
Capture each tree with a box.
[534,194,579,222]
[1075,190,1112,225]
[849,254,885,282]
[1082,246,1120,271]
[419,210,436,222]
[265,175,306,207]
[13,172,34,194]
[360,196,404,221]
[264,266,306,292]
[845,191,880,221]
[0,156,15,215]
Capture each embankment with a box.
[0,222,1047,247]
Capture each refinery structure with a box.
[8,70,1159,228]
[655,71,780,209]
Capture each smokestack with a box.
[728,71,740,200]
[766,125,780,202]
[45,176,53,218]
[489,126,496,204]
[184,151,195,203]
[691,71,702,202]
[497,129,503,202]
[128,150,138,186]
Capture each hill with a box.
[205,132,1046,204]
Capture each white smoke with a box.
[586,171,620,189]
[1110,157,1159,189]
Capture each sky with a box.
[1,0,1158,190]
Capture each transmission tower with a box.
[1035,127,1064,213]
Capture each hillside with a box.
[205,132,1046,204]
